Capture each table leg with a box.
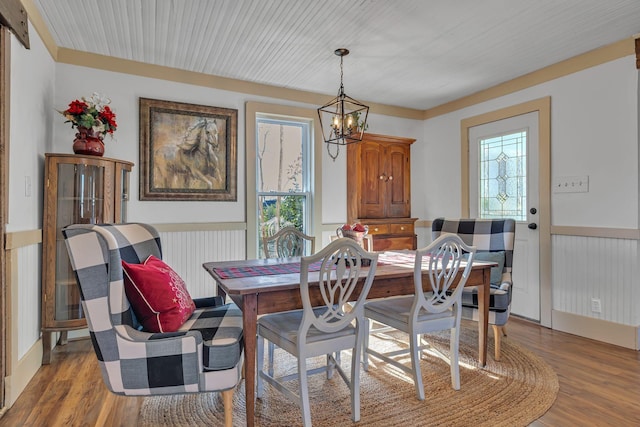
[242,294,258,427]
[477,269,490,367]
[216,283,228,303]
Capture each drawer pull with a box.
[400,226,405,230]
[374,227,379,232]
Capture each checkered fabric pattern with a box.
[431,218,515,326]
[63,223,243,396]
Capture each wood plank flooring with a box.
[1,317,639,426]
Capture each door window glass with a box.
[478,130,527,221]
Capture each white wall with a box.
[52,65,424,226]
[8,25,55,232]
[418,56,638,229]
[53,66,249,223]
[9,22,54,352]
[419,55,640,330]
[6,23,56,407]
[416,113,465,221]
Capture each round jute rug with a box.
[140,321,558,426]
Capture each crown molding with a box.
[22,2,635,120]
[424,38,634,119]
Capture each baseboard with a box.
[4,339,43,407]
[552,310,639,350]
[67,328,89,340]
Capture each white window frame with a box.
[245,102,323,259]
[255,116,312,251]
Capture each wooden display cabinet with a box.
[346,133,417,251]
[41,153,133,364]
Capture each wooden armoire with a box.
[346,133,417,251]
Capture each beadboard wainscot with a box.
[551,225,640,350]
[5,229,43,406]
[153,222,246,298]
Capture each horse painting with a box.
[153,118,224,190]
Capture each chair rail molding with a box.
[550,225,640,240]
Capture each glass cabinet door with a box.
[119,167,130,221]
[54,162,105,321]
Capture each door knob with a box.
[528,223,537,230]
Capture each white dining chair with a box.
[256,237,378,426]
[363,234,476,400]
[263,225,316,258]
[262,225,317,376]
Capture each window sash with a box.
[256,116,312,251]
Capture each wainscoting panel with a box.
[159,229,246,299]
[552,235,639,326]
[17,244,41,360]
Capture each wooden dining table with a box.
[203,252,493,427]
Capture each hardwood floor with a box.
[1,317,639,426]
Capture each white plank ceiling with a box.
[32,0,640,110]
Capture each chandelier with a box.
[317,48,369,161]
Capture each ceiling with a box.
[31,0,640,111]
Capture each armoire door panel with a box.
[360,143,385,218]
[387,144,410,217]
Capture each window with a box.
[478,130,527,221]
[256,116,311,257]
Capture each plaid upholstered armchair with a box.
[431,218,515,361]
[62,223,243,427]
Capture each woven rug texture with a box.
[141,321,558,426]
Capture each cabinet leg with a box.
[57,330,68,346]
[42,332,52,365]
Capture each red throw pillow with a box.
[122,255,196,332]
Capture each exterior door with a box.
[469,112,541,321]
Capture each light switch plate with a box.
[553,175,589,193]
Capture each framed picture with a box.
[139,97,237,201]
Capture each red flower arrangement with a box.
[60,93,117,139]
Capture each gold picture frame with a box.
[139,97,237,201]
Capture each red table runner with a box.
[212,252,406,280]
[212,261,324,279]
